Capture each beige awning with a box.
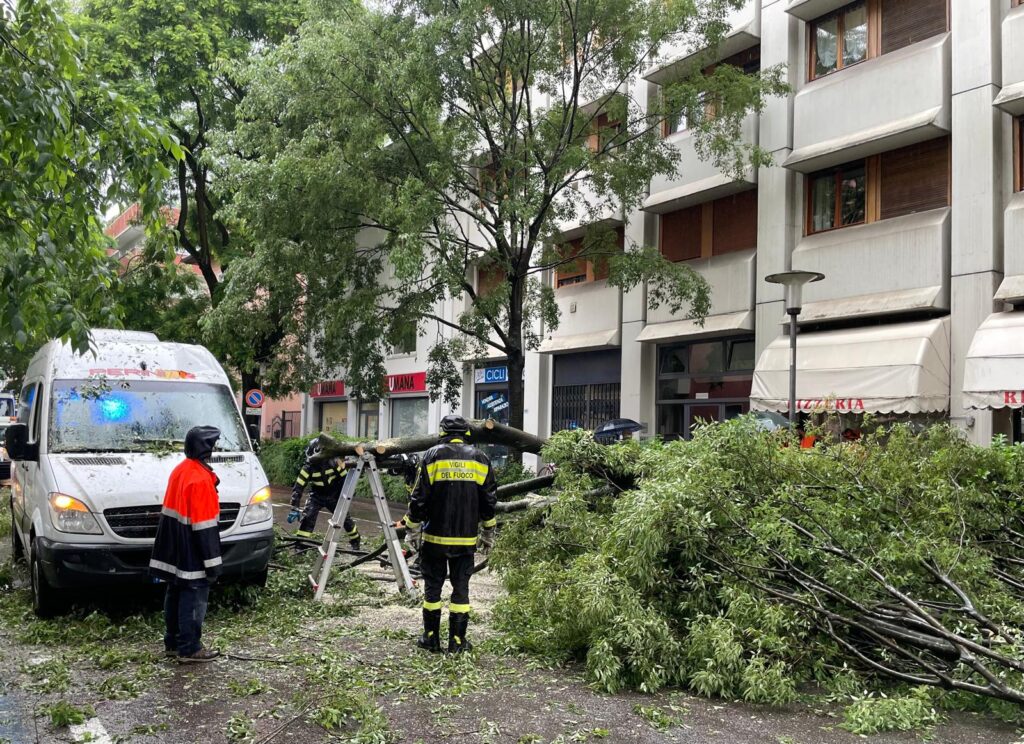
[750,317,950,414]
[636,310,753,344]
[963,312,1024,409]
[538,328,620,354]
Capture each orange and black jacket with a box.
[149,458,222,585]
[402,438,497,555]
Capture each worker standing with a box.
[398,415,497,654]
[288,438,360,550]
[149,426,223,663]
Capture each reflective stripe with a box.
[299,469,309,478]
[311,481,325,487]
[481,518,496,529]
[203,556,223,569]
[192,518,218,531]
[149,559,207,581]
[346,527,359,537]
[162,505,191,525]
[423,533,477,546]
[295,530,314,538]
[426,459,489,485]
[296,477,307,486]
[403,516,420,529]
[423,600,443,611]
[449,603,471,614]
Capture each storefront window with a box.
[358,400,379,440]
[320,401,348,434]
[656,337,754,440]
[390,397,428,437]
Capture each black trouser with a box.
[420,543,474,613]
[164,581,210,656]
[298,493,356,538]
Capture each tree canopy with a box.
[0,0,174,362]
[211,0,786,425]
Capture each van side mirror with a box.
[5,423,36,462]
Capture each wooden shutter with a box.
[712,190,758,255]
[592,227,624,281]
[660,206,702,262]
[879,136,949,221]
[555,238,589,286]
[477,264,505,296]
[880,0,947,55]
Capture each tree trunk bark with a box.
[315,419,546,459]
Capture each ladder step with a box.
[317,547,327,559]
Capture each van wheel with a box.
[9,498,24,563]
[30,539,64,618]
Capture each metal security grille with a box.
[551,383,620,433]
[104,503,241,539]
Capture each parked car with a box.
[5,330,274,616]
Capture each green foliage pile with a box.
[258,434,318,486]
[491,420,1024,717]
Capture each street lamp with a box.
[764,270,825,428]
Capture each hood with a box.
[48,452,259,513]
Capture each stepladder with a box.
[308,453,419,602]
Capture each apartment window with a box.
[1015,117,1023,193]
[555,228,624,288]
[476,264,505,296]
[808,0,948,81]
[663,47,759,137]
[588,112,623,154]
[808,163,866,232]
[806,136,949,235]
[660,189,757,260]
[391,323,417,355]
[811,2,869,78]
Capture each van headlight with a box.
[241,486,273,526]
[48,493,102,535]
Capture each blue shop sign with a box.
[475,365,508,384]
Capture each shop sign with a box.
[479,393,509,413]
[311,380,346,398]
[387,371,427,394]
[1003,392,1024,405]
[793,398,865,412]
[474,365,508,385]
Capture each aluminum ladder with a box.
[308,453,419,601]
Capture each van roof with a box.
[26,330,231,386]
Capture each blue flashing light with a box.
[97,396,131,423]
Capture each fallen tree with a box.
[315,419,547,459]
[489,421,1024,719]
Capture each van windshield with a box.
[0,396,14,417]
[49,380,250,454]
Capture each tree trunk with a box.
[315,419,546,459]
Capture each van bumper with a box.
[35,529,275,589]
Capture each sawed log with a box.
[315,419,547,459]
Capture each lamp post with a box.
[764,270,825,428]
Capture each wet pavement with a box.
[1,487,1022,743]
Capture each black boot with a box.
[448,612,472,654]
[417,609,441,653]
[349,536,361,551]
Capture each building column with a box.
[950,0,1003,443]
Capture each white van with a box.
[5,330,274,616]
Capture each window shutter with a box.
[879,136,949,221]
[555,238,588,286]
[880,0,947,55]
[660,206,702,262]
[712,190,758,255]
[591,227,624,281]
[477,264,505,296]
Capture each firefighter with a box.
[398,415,497,654]
[287,438,360,550]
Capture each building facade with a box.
[305,0,1024,454]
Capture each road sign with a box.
[245,389,265,408]
[245,406,263,416]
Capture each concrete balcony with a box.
[551,178,623,240]
[644,113,759,212]
[995,194,1024,303]
[640,249,756,343]
[790,207,951,322]
[539,279,622,354]
[994,5,1024,116]
[643,1,760,84]
[786,34,951,173]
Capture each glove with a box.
[478,527,496,555]
[287,509,301,524]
